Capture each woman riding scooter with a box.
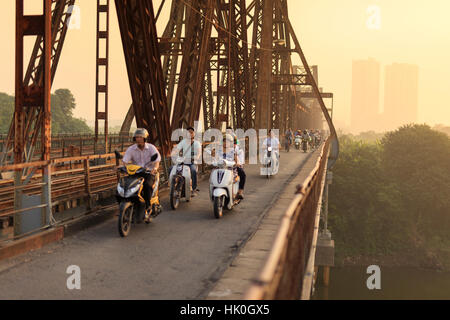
[223,134,246,200]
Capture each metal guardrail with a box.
[0,153,122,240]
[244,137,330,300]
[0,134,135,164]
[0,141,213,242]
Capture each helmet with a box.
[133,128,149,142]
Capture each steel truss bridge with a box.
[0,0,339,300]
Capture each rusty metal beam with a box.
[2,0,75,167]
[95,0,110,154]
[255,0,273,130]
[161,0,186,116]
[114,0,172,157]
[171,0,215,131]
[248,0,262,127]
[274,0,339,167]
[15,0,53,165]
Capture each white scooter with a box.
[294,136,302,150]
[261,146,279,179]
[209,158,241,219]
[168,157,193,210]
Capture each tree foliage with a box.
[0,89,92,135]
[329,125,450,260]
[0,93,14,134]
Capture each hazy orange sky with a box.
[1,0,449,129]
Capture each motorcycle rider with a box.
[284,128,293,150]
[314,130,321,146]
[263,129,280,158]
[301,129,310,149]
[226,127,240,146]
[221,134,246,200]
[122,128,161,217]
[171,126,202,196]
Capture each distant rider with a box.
[263,129,280,158]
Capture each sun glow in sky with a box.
[0,0,449,130]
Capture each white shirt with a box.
[263,137,280,151]
[123,143,161,170]
[222,146,242,165]
[174,139,202,164]
[237,146,245,165]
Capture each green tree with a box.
[328,136,400,255]
[330,125,450,264]
[51,89,92,134]
[0,89,92,135]
[0,93,14,133]
[381,124,450,238]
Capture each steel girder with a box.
[1,0,75,167]
[202,65,215,130]
[94,0,110,153]
[271,0,292,132]
[15,0,52,165]
[248,0,263,128]
[217,0,252,130]
[273,0,339,167]
[171,0,215,131]
[115,0,172,156]
[160,0,187,116]
[120,0,187,134]
[255,0,273,130]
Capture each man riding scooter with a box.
[263,129,281,157]
[170,127,202,197]
[122,128,161,220]
[284,128,293,152]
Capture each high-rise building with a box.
[383,63,419,130]
[351,58,381,133]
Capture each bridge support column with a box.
[315,170,335,287]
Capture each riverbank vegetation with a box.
[0,89,91,135]
[329,124,450,270]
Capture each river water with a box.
[312,266,450,300]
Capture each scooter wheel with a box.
[214,196,223,219]
[118,203,133,237]
[170,179,180,210]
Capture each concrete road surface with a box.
[0,149,313,299]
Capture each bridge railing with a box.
[0,153,122,240]
[0,142,212,242]
[244,137,330,300]
[0,134,135,164]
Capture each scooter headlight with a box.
[125,184,142,198]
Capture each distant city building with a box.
[383,63,419,130]
[351,58,381,133]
